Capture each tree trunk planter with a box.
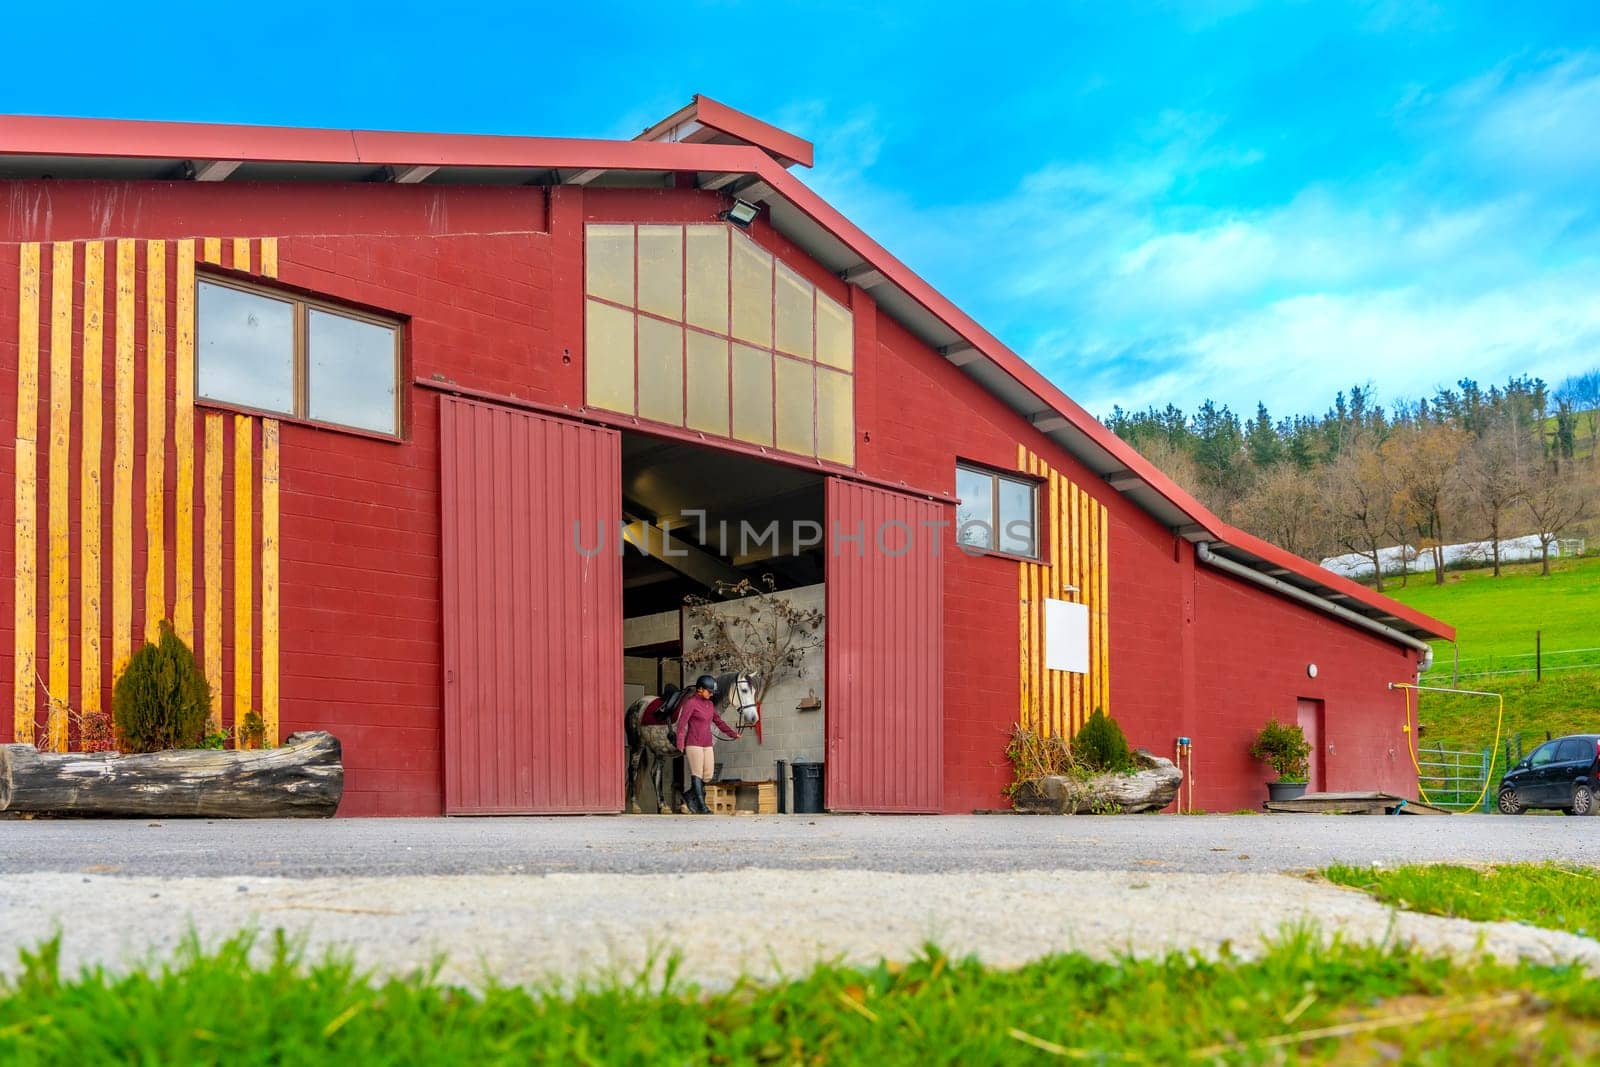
[1012,749,1183,814]
[0,731,342,818]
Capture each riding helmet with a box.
[694,674,720,697]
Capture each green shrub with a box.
[1249,719,1311,782]
[1075,708,1133,773]
[111,621,212,753]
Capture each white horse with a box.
[624,672,760,813]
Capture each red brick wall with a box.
[1,179,1423,815]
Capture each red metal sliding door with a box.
[825,478,946,812]
[440,397,623,813]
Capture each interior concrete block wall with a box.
[682,583,826,782]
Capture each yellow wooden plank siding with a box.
[112,240,136,676]
[1082,489,1096,722]
[80,243,105,715]
[143,240,166,642]
[1035,461,1047,736]
[1097,504,1110,716]
[173,241,196,647]
[203,414,224,730]
[1016,444,1030,730]
[47,242,74,750]
[11,234,281,749]
[1016,451,1111,739]
[261,419,280,745]
[13,243,41,743]
[233,415,254,724]
[1048,467,1062,738]
[1067,480,1082,731]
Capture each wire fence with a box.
[1423,644,1600,683]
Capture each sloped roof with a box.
[0,101,1453,645]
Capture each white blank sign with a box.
[1044,598,1089,674]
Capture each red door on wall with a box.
[1297,698,1326,792]
[825,479,946,813]
[440,397,623,814]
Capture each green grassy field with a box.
[1377,556,1600,764]
[1384,553,1600,672]
[3,932,1599,1064]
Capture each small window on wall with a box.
[956,463,1039,558]
[197,277,401,436]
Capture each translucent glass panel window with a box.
[956,464,1039,559]
[197,278,400,436]
[584,223,855,465]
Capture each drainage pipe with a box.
[1195,542,1434,659]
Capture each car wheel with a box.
[1572,784,1596,817]
[1497,787,1525,815]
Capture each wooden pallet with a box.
[1264,791,1450,815]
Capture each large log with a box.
[1013,748,1182,814]
[0,731,342,818]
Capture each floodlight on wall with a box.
[723,198,760,228]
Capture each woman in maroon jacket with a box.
[676,674,739,815]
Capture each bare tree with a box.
[1459,425,1536,577]
[1557,368,1600,460]
[1137,434,1208,505]
[683,575,824,704]
[1524,463,1594,575]
[1384,425,1469,585]
[1323,443,1400,590]
[1233,464,1327,560]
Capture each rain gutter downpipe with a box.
[1194,541,1434,667]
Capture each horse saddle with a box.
[660,686,688,722]
[643,685,687,727]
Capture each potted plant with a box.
[1249,719,1311,802]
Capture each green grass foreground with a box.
[2,931,1599,1064]
[1325,862,1600,939]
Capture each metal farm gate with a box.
[440,397,623,814]
[825,479,946,812]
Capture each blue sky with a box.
[6,1,1598,421]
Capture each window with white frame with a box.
[956,463,1039,558]
[196,277,401,436]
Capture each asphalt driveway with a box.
[1,812,1588,878]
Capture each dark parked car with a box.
[1497,734,1600,815]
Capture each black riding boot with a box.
[689,777,710,814]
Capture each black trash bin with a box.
[791,761,825,814]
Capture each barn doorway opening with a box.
[619,431,827,813]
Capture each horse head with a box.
[723,671,761,727]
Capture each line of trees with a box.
[1104,371,1600,587]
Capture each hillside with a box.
[1379,556,1600,775]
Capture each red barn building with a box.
[0,98,1450,816]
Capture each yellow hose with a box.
[1391,681,1505,813]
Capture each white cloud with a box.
[1096,270,1600,414]
[788,52,1600,422]
[1470,54,1600,178]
